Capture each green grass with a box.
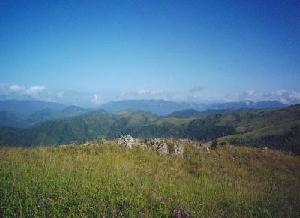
[0,141,299,217]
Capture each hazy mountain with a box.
[0,111,28,128]
[27,105,90,125]
[0,100,66,115]
[61,105,90,115]
[100,99,286,115]
[167,109,228,118]
[0,99,285,118]
[208,100,285,110]
[0,101,89,128]
[166,102,285,118]
[1,104,299,153]
[99,99,203,115]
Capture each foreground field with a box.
[0,142,299,217]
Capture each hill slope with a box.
[0,105,299,153]
[0,142,299,217]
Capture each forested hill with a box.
[0,104,299,153]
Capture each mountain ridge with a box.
[100,99,286,115]
[0,104,299,154]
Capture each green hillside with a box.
[0,142,299,217]
[218,104,300,153]
[0,105,299,153]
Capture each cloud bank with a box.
[1,84,300,107]
[0,84,46,99]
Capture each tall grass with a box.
[0,141,299,217]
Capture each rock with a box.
[117,135,135,149]
[149,138,169,155]
[117,136,185,156]
[156,142,169,155]
[173,144,184,156]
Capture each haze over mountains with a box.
[1,1,300,216]
[0,99,286,128]
[0,99,299,154]
[100,99,285,115]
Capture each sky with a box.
[0,0,300,106]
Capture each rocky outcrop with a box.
[173,144,184,156]
[156,142,169,155]
[117,135,136,149]
[148,138,168,155]
[150,138,184,156]
[117,136,184,156]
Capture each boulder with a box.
[173,144,184,156]
[117,135,135,149]
[156,142,169,155]
[150,138,169,155]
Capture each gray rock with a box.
[173,144,184,156]
[149,138,169,155]
[117,135,135,149]
[156,142,169,155]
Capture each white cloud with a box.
[268,90,300,104]
[25,86,46,97]
[92,94,102,105]
[9,85,25,92]
[117,89,179,101]
[231,89,300,104]
[0,84,46,99]
[1,83,300,106]
[238,90,257,101]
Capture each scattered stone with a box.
[149,138,169,155]
[117,135,136,149]
[156,142,169,155]
[173,144,184,156]
[117,136,185,156]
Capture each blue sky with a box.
[0,0,299,106]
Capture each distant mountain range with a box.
[0,99,286,128]
[167,109,228,118]
[99,100,192,115]
[0,99,299,154]
[0,100,66,115]
[0,100,90,128]
[100,99,285,115]
[99,99,201,115]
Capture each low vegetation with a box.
[1,141,299,217]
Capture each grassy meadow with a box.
[0,141,299,217]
